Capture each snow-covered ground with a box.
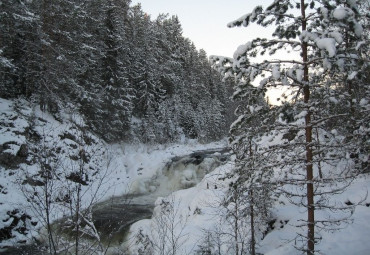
[127,159,370,255]
[1,97,369,254]
[0,97,228,250]
[105,139,228,199]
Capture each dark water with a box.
[91,147,231,244]
[92,195,154,245]
[0,245,47,255]
[2,147,231,253]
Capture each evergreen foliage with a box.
[0,0,230,143]
[212,0,369,254]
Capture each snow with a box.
[323,57,332,70]
[260,177,370,255]
[296,69,304,82]
[359,98,368,107]
[329,31,343,44]
[354,22,363,38]
[295,110,308,119]
[0,53,14,68]
[127,157,370,254]
[332,7,351,20]
[227,6,263,29]
[0,97,228,249]
[356,41,366,50]
[227,13,249,28]
[229,114,244,131]
[348,71,358,80]
[316,38,337,57]
[124,125,370,254]
[233,42,252,60]
[111,139,227,195]
[272,64,280,80]
[331,7,362,37]
[319,7,329,20]
[126,162,234,255]
[329,97,339,104]
[2,97,370,254]
[346,0,358,9]
[300,30,318,42]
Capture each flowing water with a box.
[2,147,231,254]
[92,147,231,245]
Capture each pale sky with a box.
[130,0,289,104]
[131,0,273,58]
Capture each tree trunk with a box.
[75,184,80,255]
[301,1,315,254]
[249,140,256,255]
[44,177,56,254]
[250,190,256,255]
[234,199,239,255]
[315,127,323,179]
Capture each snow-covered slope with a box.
[0,97,228,250]
[126,153,370,254]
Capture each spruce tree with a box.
[0,0,41,99]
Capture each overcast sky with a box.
[131,0,273,58]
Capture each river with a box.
[3,147,231,254]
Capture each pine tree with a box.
[212,0,367,253]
